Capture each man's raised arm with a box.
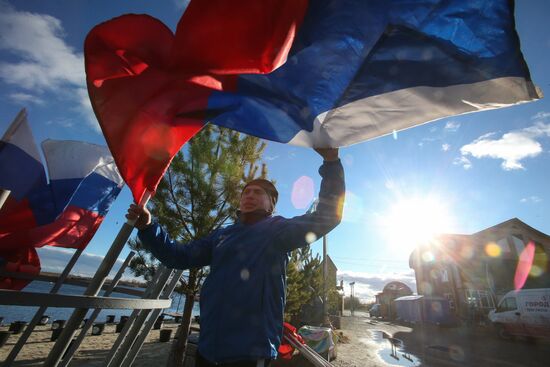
[126,204,214,269]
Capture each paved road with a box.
[333,314,550,367]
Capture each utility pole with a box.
[322,235,328,324]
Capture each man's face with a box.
[239,185,272,213]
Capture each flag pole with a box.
[0,189,10,210]
[43,191,152,367]
[3,246,85,365]
[57,251,136,367]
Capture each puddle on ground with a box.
[359,330,422,366]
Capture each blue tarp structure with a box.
[395,295,457,326]
[394,295,423,323]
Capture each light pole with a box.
[349,282,355,316]
[322,234,328,324]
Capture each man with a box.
[126,148,344,366]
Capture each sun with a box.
[379,196,454,251]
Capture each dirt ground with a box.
[0,322,182,366]
[2,315,549,366]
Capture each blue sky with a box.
[1,0,549,301]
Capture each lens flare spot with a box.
[530,265,543,277]
[422,251,435,262]
[291,176,314,209]
[305,232,317,244]
[240,268,250,281]
[429,269,439,279]
[514,241,536,290]
[533,251,548,276]
[485,242,502,257]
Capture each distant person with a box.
[126,148,345,367]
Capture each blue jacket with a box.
[138,159,345,363]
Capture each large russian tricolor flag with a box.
[0,139,123,290]
[85,0,541,203]
[0,140,123,251]
[0,109,55,234]
[0,109,46,201]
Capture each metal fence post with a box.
[120,269,184,367]
[44,192,151,367]
[57,251,136,367]
[3,247,84,365]
[104,266,175,367]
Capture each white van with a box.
[488,288,550,339]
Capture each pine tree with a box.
[128,124,267,367]
[284,244,344,324]
[284,250,306,322]
[284,244,325,324]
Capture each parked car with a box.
[488,288,550,340]
[369,304,382,318]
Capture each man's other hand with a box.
[126,204,152,230]
[314,147,339,161]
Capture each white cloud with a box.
[337,269,417,302]
[36,246,139,281]
[459,122,550,170]
[522,121,550,136]
[520,196,542,204]
[0,2,96,129]
[453,156,472,170]
[0,3,84,88]
[76,87,100,131]
[9,92,44,105]
[532,111,550,121]
[444,121,460,132]
[441,143,450,152]
[264,155,279,161]
[45,117,74,128]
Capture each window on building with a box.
[443,292,455,309]
[496,237,511,253]
[465,289,495,309]
[441,269,449,283]
[511,235,525,256]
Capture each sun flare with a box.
[380,196,454,251]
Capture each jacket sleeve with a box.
[137,223,215,269]
[273,159,345,253]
